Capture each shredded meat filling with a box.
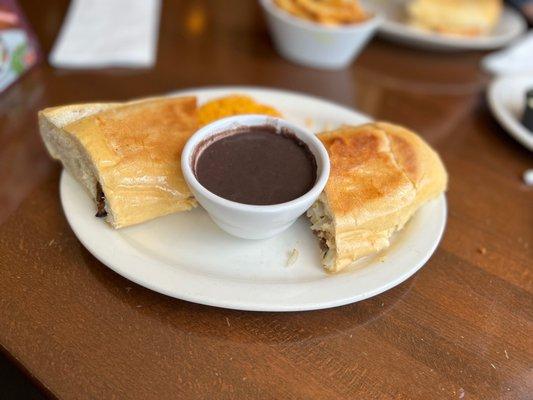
[95,182,107,218]
[307,196,337,270]
[319,237,328,252]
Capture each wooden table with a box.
[1,1,531,399]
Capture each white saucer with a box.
[488,75,533,151]
[60,86,447,311]
[362,0,526,51]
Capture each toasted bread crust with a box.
[308,122,447,272]
[39,96,198,228]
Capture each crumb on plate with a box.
[286,248,299,267]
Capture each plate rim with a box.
[374,4,526,50]
[488,75,533,152]
[59,86,448,312]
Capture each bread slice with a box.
[407,0,502,36]
[39,96,198,228]
[307,122,447,273]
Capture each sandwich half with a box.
[307,122,447,273]
[39,96,198,228]
[407,0,502,37]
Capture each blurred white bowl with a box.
[259,0,380,70]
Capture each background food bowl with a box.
[259,0,381,70]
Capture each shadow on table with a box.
[0,348,48,400]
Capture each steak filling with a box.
[95,182,107,218]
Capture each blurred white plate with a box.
[488,75,533,151]
[60,86,447,312]
[362,0,526,50]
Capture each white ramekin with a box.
[181,115,330,240]
[259,0,381,70]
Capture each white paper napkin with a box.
[482,32,533,75]
[49,0,161,69]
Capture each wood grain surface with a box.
[0,1,531,399]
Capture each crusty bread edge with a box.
[38,103,122,226]
[309,122,448,273]
[38,96,198,228]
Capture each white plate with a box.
[361,0,526,50]
[60,86,447,312]
[488,75,533,151]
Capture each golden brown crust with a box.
[388,133,419,184]
[319,124,413,218]
[61,96,198,228]
[310,122,447,272]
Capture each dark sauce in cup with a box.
[193,125,317,205]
